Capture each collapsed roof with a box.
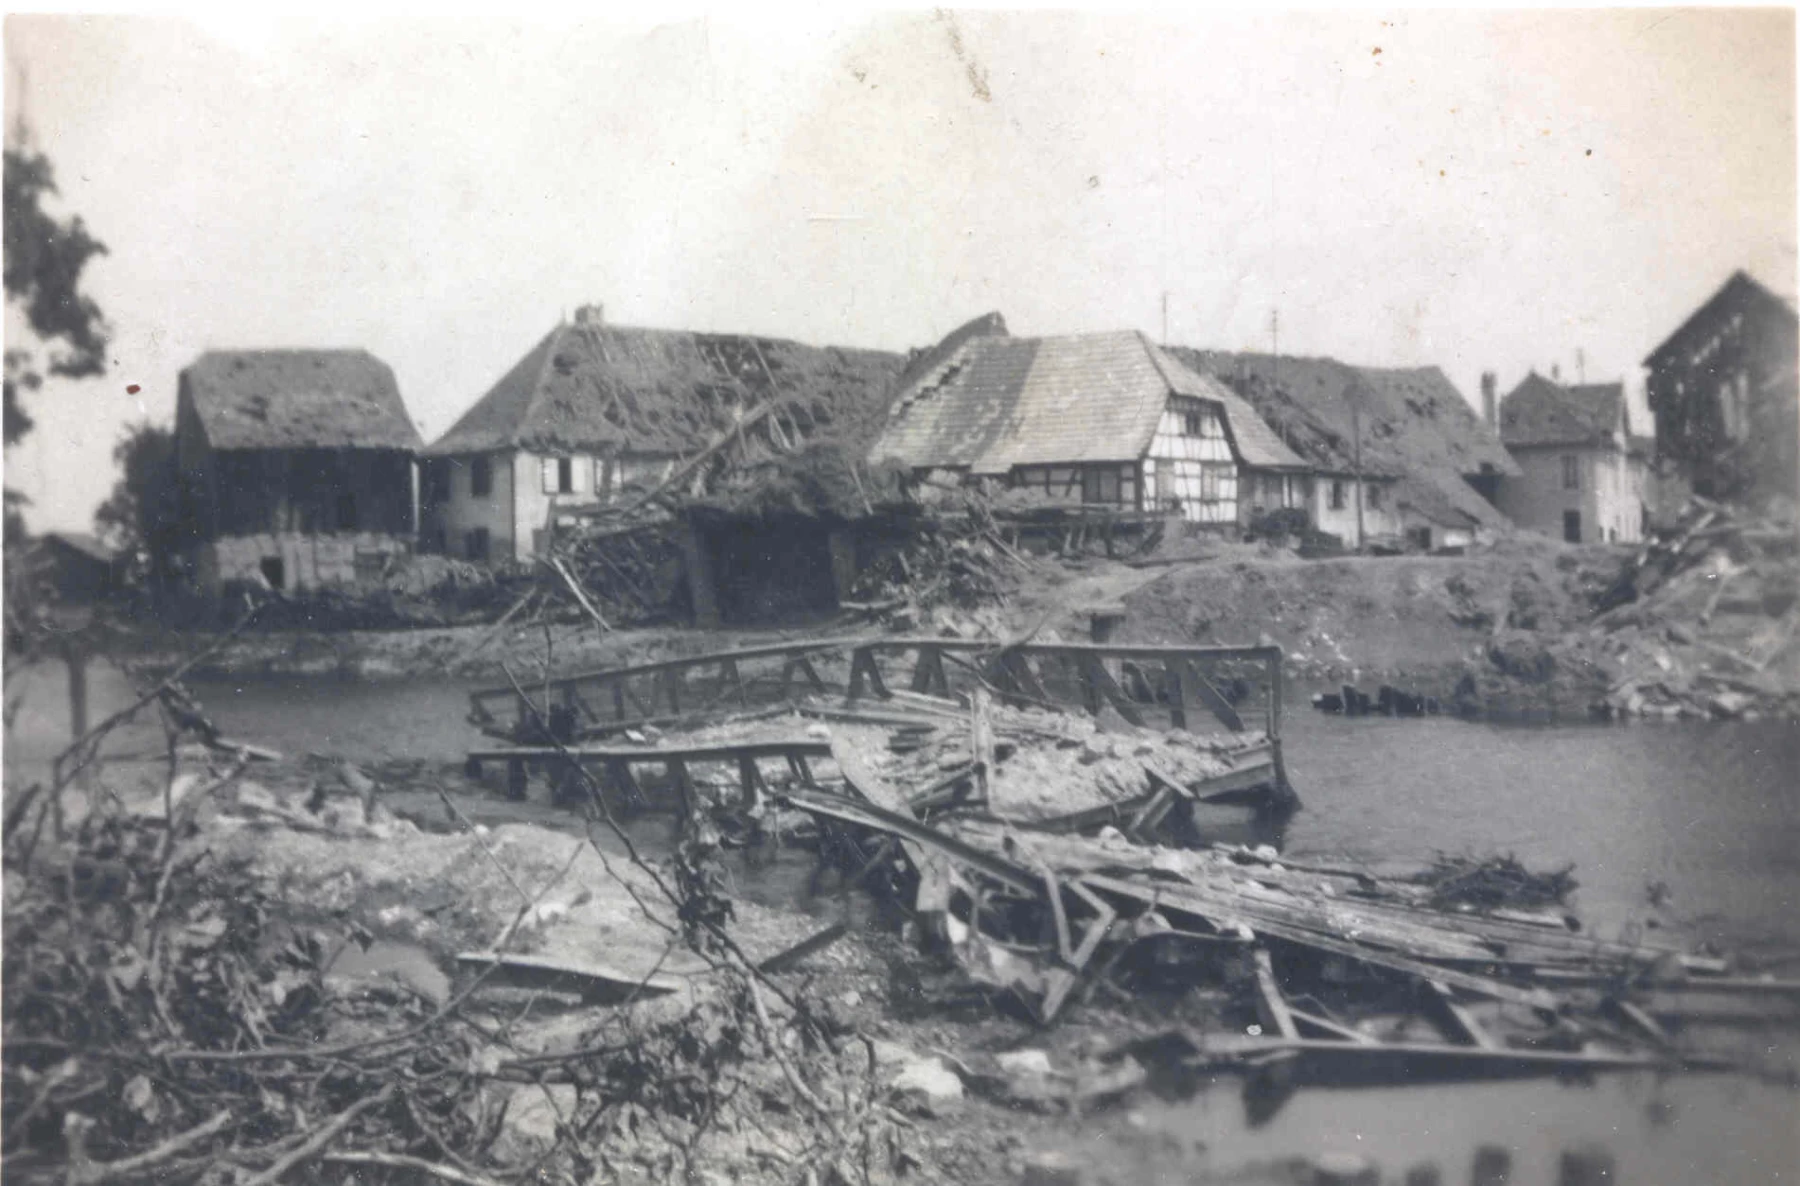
[868,318,1306,475]
[1172,349,1518,527]
[426,309,904,461]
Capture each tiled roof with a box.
[1499,373,1627,448]
[181,350,422,451]
[426,315,904,457]
[869,328,1305,474]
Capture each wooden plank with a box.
[1288,1007,1377,1045]
[454,951,682,999]
[1178,659,1246,733]
[1080,874,1563,1012]
[1077,654,1145,726]
[756,923,850,974]
[1179,1034,1679,1074]
[1607,997,1676,1048]
[787,783,1042,898]
[738,754,767,811]
[1425,980,1497,1049]
[468,740,831,763]
[1042,869,1072,960]
[997,650,1053,707]
[1125,786,1174,841]
[905,763,980,812]
[718,658,748,707]
[970,687,996,800]
[1252,948,1300,1039]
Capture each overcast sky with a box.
[4,8,1794,533]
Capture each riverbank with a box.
[104,520,1800,720]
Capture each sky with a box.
[3,8,1795,533]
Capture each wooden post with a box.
[1252,947,1300,1040]
[826,527,858,609]
[680,518,722,629]
[64,642,89,743]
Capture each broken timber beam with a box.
[1424,980,1497,1049]
[1080,874,1564,1012]
[1252,948,1300,1039]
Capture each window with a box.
[543,457,575,494]
[1330,480,1346,510]
[423,461,451,504]
[1184,410,1204,437]
[471,456,492,498]
[1561,455,1581,490]
[1366,483,1382,510]
[465,528,490,561]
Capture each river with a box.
[174,671,1800,956]
[14,662,1796,1182]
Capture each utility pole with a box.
[1161,292,1169,347]
[1270,307,1280,398]
[1351,383,1366,553]
[1576,348,1586,385]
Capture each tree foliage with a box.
[95,421,184,594]
[3,145,110,448]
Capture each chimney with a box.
[575,303,605,327]
[1551,363,1561,382]
[1480,371,1497,427]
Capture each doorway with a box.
[1562,510,1582,544]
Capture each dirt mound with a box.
[1117,545,1613,695]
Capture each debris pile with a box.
[780,764,1794,1082]
[1410,852,1579,913]
[1579,497,1799,719]
[847,508,1023,625]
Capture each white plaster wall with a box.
[1496,447,1641,544]
[1310,477,1400,542]
[424,451,517,562]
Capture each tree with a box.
[95,422,184,597]
[3,144,110,452]
[4,143,111,655]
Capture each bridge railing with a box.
[469,635,1284,754]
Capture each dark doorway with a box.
[1563,510,1582,543]
[705,515,839,624]
[259,556,286,590]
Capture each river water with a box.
[142,673,1800,1181]
[176,672,1800,954]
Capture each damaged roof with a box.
[1499,373,1630,448]
[1170,349,1518,528]
[426,311,904,458]
[1644,270,1798,368]
[181,350,423,452]
[868,324,1306,475]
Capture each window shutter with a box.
[542,458,558,494]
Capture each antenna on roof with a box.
[1270,308,1280,402]
[1576,348,1586,384]
[1161,292,1169,346]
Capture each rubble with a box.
[1568,496,1800,719]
